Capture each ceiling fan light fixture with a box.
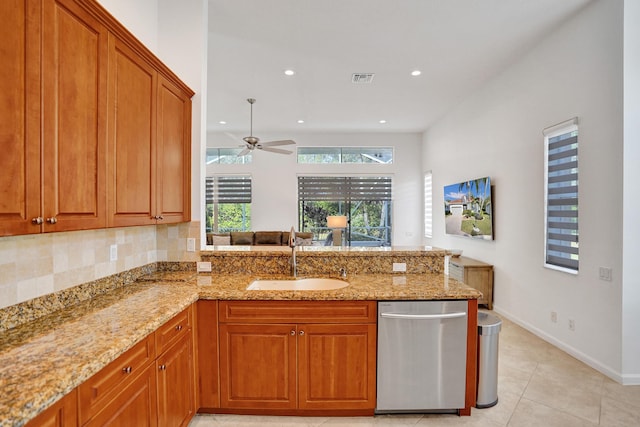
[238,98,296,156]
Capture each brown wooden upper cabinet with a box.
[0,0,193,237]
[107,40,192,227]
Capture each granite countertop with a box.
[0,271,480,426]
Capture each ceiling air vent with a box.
[351,73,375,84]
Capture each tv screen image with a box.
[444,176,493,240]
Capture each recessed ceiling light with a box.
[284,69,295,76]
[297,120,305,124]
[379,120,387,124]
[411,70,422,77]
[219,121,227,125]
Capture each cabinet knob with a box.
[290,330,296,336]
[122,366,132,374]
[31,217,44,225]
[299,330,305,336]
[159,364,166,371]
[46,217,57,224]
[157,215,164,220]
[175,325,183,331]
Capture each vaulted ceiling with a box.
[207,0,593,135]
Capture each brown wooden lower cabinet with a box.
[196,300,219,410]
[30,305,196,427]
[217,301,377,414]
[298,323,377,411]
[25,389,77,427]
[156,333,196,427]
[83,364,158,427]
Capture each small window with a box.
[206,148,252,164]
[297,147,393,164]
[544,118,579,273]
[424,172,433,238]
[205,175,252,232]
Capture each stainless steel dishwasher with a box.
[376,300,468,413]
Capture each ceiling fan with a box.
[238,98,296,156]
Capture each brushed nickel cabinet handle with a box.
[159,364,166,371]
[46,217,57,224]
[175,325,183,331]
[122,366,132,374]
[299,330,305,336]
[290,330,296,336]
[31,217,43,225]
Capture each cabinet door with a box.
[196,300,219,409]
[78,334,156,424]
[42,0,107,231]
[157,333,195,427]
[219,324,297,410]
[298,324,377,410]
[107,36,157,227]
[156,75,191,224]
[84,364,158,427]
[0,0,41,236]
[25,388,77,427]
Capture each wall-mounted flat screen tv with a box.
[444,176,493,240]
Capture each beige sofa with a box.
[206,231,313,246]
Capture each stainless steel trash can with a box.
[476,311,502,408]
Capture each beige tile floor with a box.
[189,315,640,427]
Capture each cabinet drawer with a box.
[78,334,155,424]
[219,301,377,324]
[155,306,193,355]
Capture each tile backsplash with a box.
[0,222,200,310]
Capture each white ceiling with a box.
[207,0,593,136]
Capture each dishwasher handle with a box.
[380,311,467,320]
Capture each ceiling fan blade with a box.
[237,148,251,156]
[260,139,296,147]
[260,147,293,155]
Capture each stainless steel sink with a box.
[246,278,349,291]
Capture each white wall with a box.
[423,0,630,381]
[622,0,640,383]
[207,132,424,246]
[97,0,158,52]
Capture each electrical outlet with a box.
[197,262,212,273]
[110,244,118,262]
[551,311,557,323]
[187,238,196,252]
[599,267,612,281]
[392,262,407,272]
[568,319,575,331]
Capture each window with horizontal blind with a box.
[544,118,579,273]
[297,147,393,164]
[298,176,392,246]
[205,175,252,232]
[424,172,433,238]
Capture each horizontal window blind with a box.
[424,172,433,238]
[545,127,578,272]
[206,176,252,204]
[298,176,392,202]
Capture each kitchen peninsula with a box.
[0,247,481,426]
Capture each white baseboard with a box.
[492,305,639,385]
